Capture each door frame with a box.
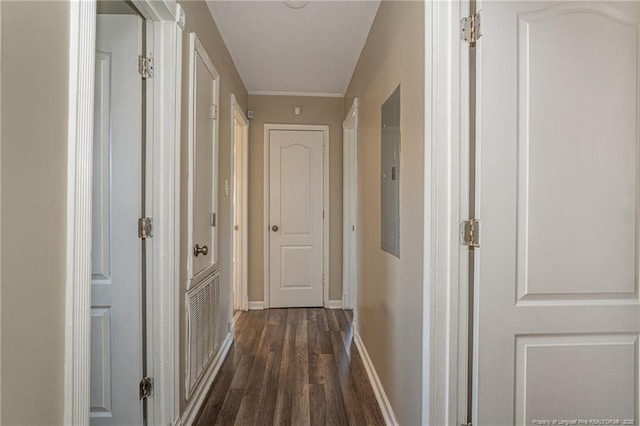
[64,1,184,424]
[423,0,469,425]
[342,98,359,314]
[263,124,330,309]
[230,94,249,313]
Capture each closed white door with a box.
[269,129,324,307]
[232,111,248,311]
[475,2,640,425]
[91,15,143,426]
[189,34,219,285]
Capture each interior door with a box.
[232,112,248,311]
[269,129,324,307]
[189,33,219,285]
[91,15,143,425]
[474,2,640,425]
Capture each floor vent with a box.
[186,271,220,397]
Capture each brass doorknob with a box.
[194,244,209,257]
[272,225,279,232]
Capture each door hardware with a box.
[272,225,279,232]
[194,244,209,257]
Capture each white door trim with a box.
[64,1,184,424]
[423,0,469,425]
[342,98,359,314]
[230,94,249,313]
[263,124,330,309]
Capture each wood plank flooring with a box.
[194,308,385,426]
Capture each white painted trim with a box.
[342,97,359,314]
[186,32,220,290]
[64,1,96,423]
[248,301,265,311]
[179,333,233,426]
[249,90,344,98]
[326,300,343,310]
[263,124,330,309]
[65,2,183,424]
[230,93,249,313]
[144,10,184,426]
[354,331,399,426]
[423,0,468,425]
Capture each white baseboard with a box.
[354,330,399,426]
[325,299,343,309]
[248,301,264,310]
[178,333,233,426]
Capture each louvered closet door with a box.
[474,2,640,425]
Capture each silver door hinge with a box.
[138,56,153,79]
[139,377,154,400]
[210,104,218,120]
[461,12,482,44]
[138,217,153,239]
[322,274,325,285]
[211,212,216,227]
[461,219,480,248]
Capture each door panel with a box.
[269,130,324,307]
[189,36,219,284]
[91,15,143,426]
[475,2,639,425]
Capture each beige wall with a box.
[177,0,248,413]
[247,95,344,302]
[1,1,69,424]
[345,1,425,424]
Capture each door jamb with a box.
[230,94,249,313]
[342,98,359,315]
[263,124,330,309]
[423,0,469,425]
[64,1,184,424]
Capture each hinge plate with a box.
[138,217,153,239]
[210,104,218,120]
[139,377,154,400]
[461,219,480,248]
[138,56,153,79]
[461,12,482,44]
[211,212,216,227]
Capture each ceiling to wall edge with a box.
[205,1,380,98]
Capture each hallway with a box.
[194,309,385,425]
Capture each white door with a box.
[475,2,640,425]
[232,109,248,311]
[269,129,324,307]
[91,15,143,425]
[188,34,219,286]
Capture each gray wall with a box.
[1,1,70,424]
[345,1,425,423]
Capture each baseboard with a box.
[178,333,233,426]
[354,330,399,426]
[325,299,343,309]
[248,301,264,310]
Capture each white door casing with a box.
[231,94,249,312]
[187,32,219,289]
[267,128,325,308]
[65,2,183,424]
[91,15,143,425]
[474,2,640,425]
[343,98,359,313]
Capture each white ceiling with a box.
[206,0,380,96]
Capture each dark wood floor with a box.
[194,308,385,426]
